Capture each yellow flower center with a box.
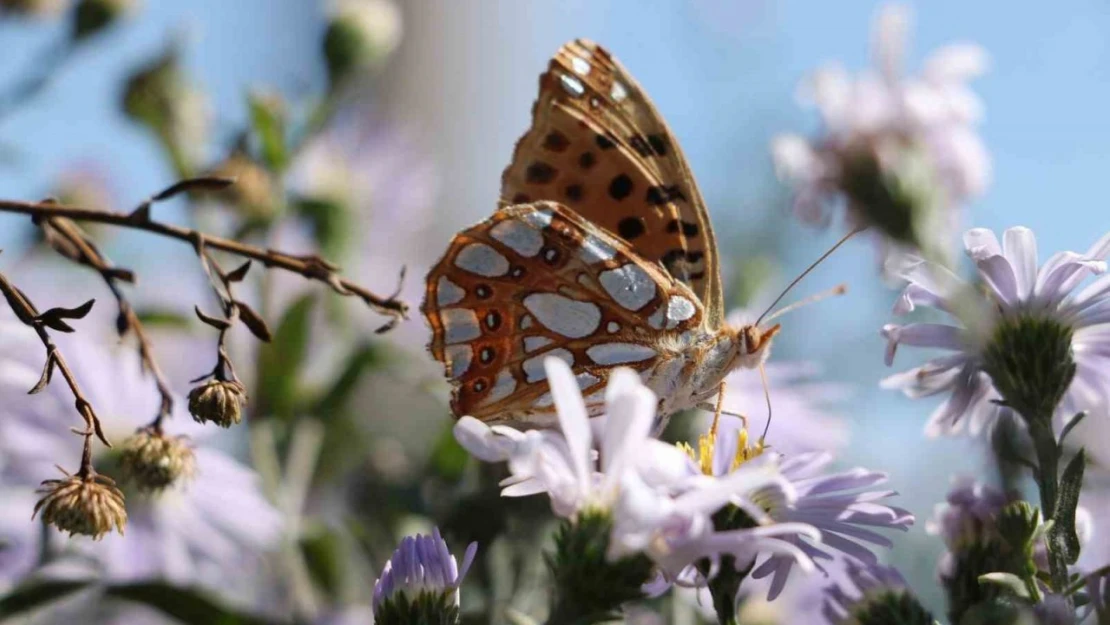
[679,416,766,476]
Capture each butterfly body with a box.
[422,40,780,428]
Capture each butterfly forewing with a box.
[423,201,704,424]
[501,39,725,327]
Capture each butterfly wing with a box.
[501,39,725,328]
[422,201,705,424]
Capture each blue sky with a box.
[2,0,1108,612]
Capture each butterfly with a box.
[422,39,781,427]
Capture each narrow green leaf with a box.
[313,342,385,418]
[105,581,289,625]
[292,196,351,262]
[0,580,90,618]
[429,420,470,483]
[300,526,345,600]
[136,308,192,329]
[1055,449,1086,564]
[255,293,315,421]
[247,92,288,172]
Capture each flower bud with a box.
[373,528,476,625]
[0,0,66,18]
[202,153,278,220]
[188,379,247,428]
[72,0,135,40]
[323,0,402,87]
[119,429,196,492]
[33,471,127,539]
[121,47,209,174]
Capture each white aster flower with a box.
[773,3,990,266]
[882,226,1110,436]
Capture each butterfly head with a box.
[731,322,781,371]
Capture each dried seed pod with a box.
[119,429,196,492]
[34,471,127,540]
[188,379,247,428]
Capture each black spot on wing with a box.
[526,162,558,184]
[617,216,646,240]
[608,174,633,200]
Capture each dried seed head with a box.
[119,429,196,492]
[188,379,247,428]
[34,471,127,540]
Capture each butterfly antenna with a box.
[762,283,848,324]
[758,364,773,444]
[755,227,862,327]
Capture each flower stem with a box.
[701,555,747,625]
[1027,419,1070,598]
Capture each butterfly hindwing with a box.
[501,39,725,328]
[422,201,705,424]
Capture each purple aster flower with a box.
[773,4,989,265]
[745,450,913,600]
[0,319,282,598]
[372,528,477,622]
[882,226,1110,436]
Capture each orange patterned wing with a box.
[501,39,725,328]
[422,201,705,424]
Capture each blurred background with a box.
[1,0,1109,623]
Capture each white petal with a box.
[600,369,656,495]
[881,323,965,365]
[771,135,820,181]
[872,4,910,81]
[453,417,517,462]
[545,357,592,495]
[924,44,989,83]
[963,228,1002,259]
[1003,227,1038,301]
[975,254,1019,306]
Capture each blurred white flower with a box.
[882,226,1110,436]
[773,3,990,266]
[821,561,931,624]
[0,321,282,598]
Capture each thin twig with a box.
[0,181,408,331]
[37,216,176,430]
[0,269,109,476]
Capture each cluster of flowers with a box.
[371,357,915,623]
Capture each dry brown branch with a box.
[0,177,409,332]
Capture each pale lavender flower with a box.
[456,358,818,584]
[372,528,477,613]
[773,4,989,264]
[882,226,1110,436]
[0,485,41,592]
[745,450,913,600]
[455,358,683,518]
[0,321,282,596]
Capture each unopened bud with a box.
[323,0,402,87]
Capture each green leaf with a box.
[1055,449,1086,564]
[248,92,288,172]
[300,525,345,600]
[429,420,469,482]
[0,580,90,619]
[136,308,192,330]
[313,341,386,418]
[105,582,291,625]
[977,572,1031,599]
[293,196,351,262]
[256,293,316,421]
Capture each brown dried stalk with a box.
[0,268,109,476]
[0,177,409,332]
[37,214,176,430]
